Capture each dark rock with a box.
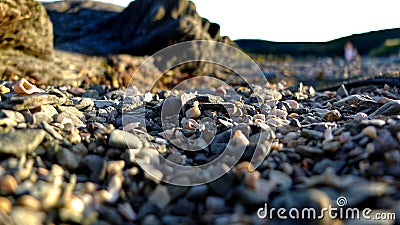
[0,0,53,59]
[373,129,399,153]
[114,0,227,55]
[336,84,348,97]
[297,145,324,157]
[370,100,400,118]
[333,94,373,108]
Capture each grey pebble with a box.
[0,129,46,156]
[297,145,324,157]
[108,129,143,149]
[333,94,372,108]
[370,100,400,118]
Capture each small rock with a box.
[297,145,324,157]
[301,128,324,140]
[1,109,25,122]
[354,112,368,121]
[336,84,349,97]
[0,129,46,156]
[33,112,53,125]
[323,141,341,153]
[17,195,41,210]
[185,185,208,201]
[323,109,341,122]
[108,129,143,149]
[362,126,378,139]
[374,129,399,153]
[370,100,400,118]
[75,98,95,110]
[11,94,65,111]
[205,196,230,214]
[56,148,82,170]
[148,185,171,209]
[333,94,372,108]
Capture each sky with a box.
[40,0,400,42]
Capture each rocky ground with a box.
[0,74,399,225]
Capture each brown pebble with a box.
[323,109,341,122]
[18,195,41,210]
[244,171,260,190]
[362,126,377,139]
[0,174,18,195]
[0,196,12,214]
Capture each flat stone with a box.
[0,129,46,156]
[148,185,171,209]
[296,145,324,157]
[108,129,143,149]
[10,206,45,225]
[1,109,25,122]
[56,148,82,170]
[11,94,65,111]
[75,98,95,110]
[333,94,372,108]
[94,100,117,108]
[33,112,53,125]
[370,100,400,118]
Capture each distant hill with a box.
[235,28,400,57]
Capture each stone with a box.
[323,109,341,122]
[362,126,378,139]
[323,141,341,153]
[0,0,53,59]
[148,185,171,209]
[10,207,45,225]
[373,129,399,153]
[33,112,53,125]
[11,94,65,111]
[0,129,45,156]
[297,145,324,157]
[1,109,25,122]
[370,100,400,118]
[56,148,82,170]
[108,129,143,149]
[333,94,373,108]
[336,84,349,97]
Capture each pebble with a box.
[333,94,372,108]
[362,126,378,139]
[10,207,45,225]
[297,145,324,157]
[11,94,65,111]
[17,195,41,210]
[370,100,400,118]
[323,109,341,122]
[323,141,341,153]
[108,129,143,149]
[336,84,349,97]
[148,185,171,209]
[0,129,46,156]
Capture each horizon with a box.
[39,0,400,42]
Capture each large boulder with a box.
[0,0,54,59]
[113,0,230,55]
